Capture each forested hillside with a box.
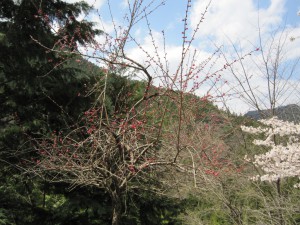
[0,1,299,225]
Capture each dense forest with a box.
[0,0,299,225]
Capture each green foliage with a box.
[104,73,146,116]
[122,191,184,225]
[0,166,112,225]
[0,0,101,159]
[0,1,107,224]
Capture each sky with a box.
[64,0,300,114]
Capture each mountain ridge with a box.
[245,104,300,122]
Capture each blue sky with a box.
[285,0,300,25]
[67,0,300,56]
[65,0,300,113]
[91,0,300,43]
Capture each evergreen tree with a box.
[0,1,102,224]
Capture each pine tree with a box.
[0,1,102,224]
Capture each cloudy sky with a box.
[65,0,300,114]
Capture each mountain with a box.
[245,104,300,122]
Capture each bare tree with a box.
[21,0,223,224]
[225,25,300,117]
[18,0,258,224]
[221,22,300,225]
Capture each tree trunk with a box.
[276,178,284,225]
[111,188,123,225]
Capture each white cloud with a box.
[286,27,300,59]
[89,13,114,34]
[186,0,300,113]
[190,0,285,47]
[213,40,300,114]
